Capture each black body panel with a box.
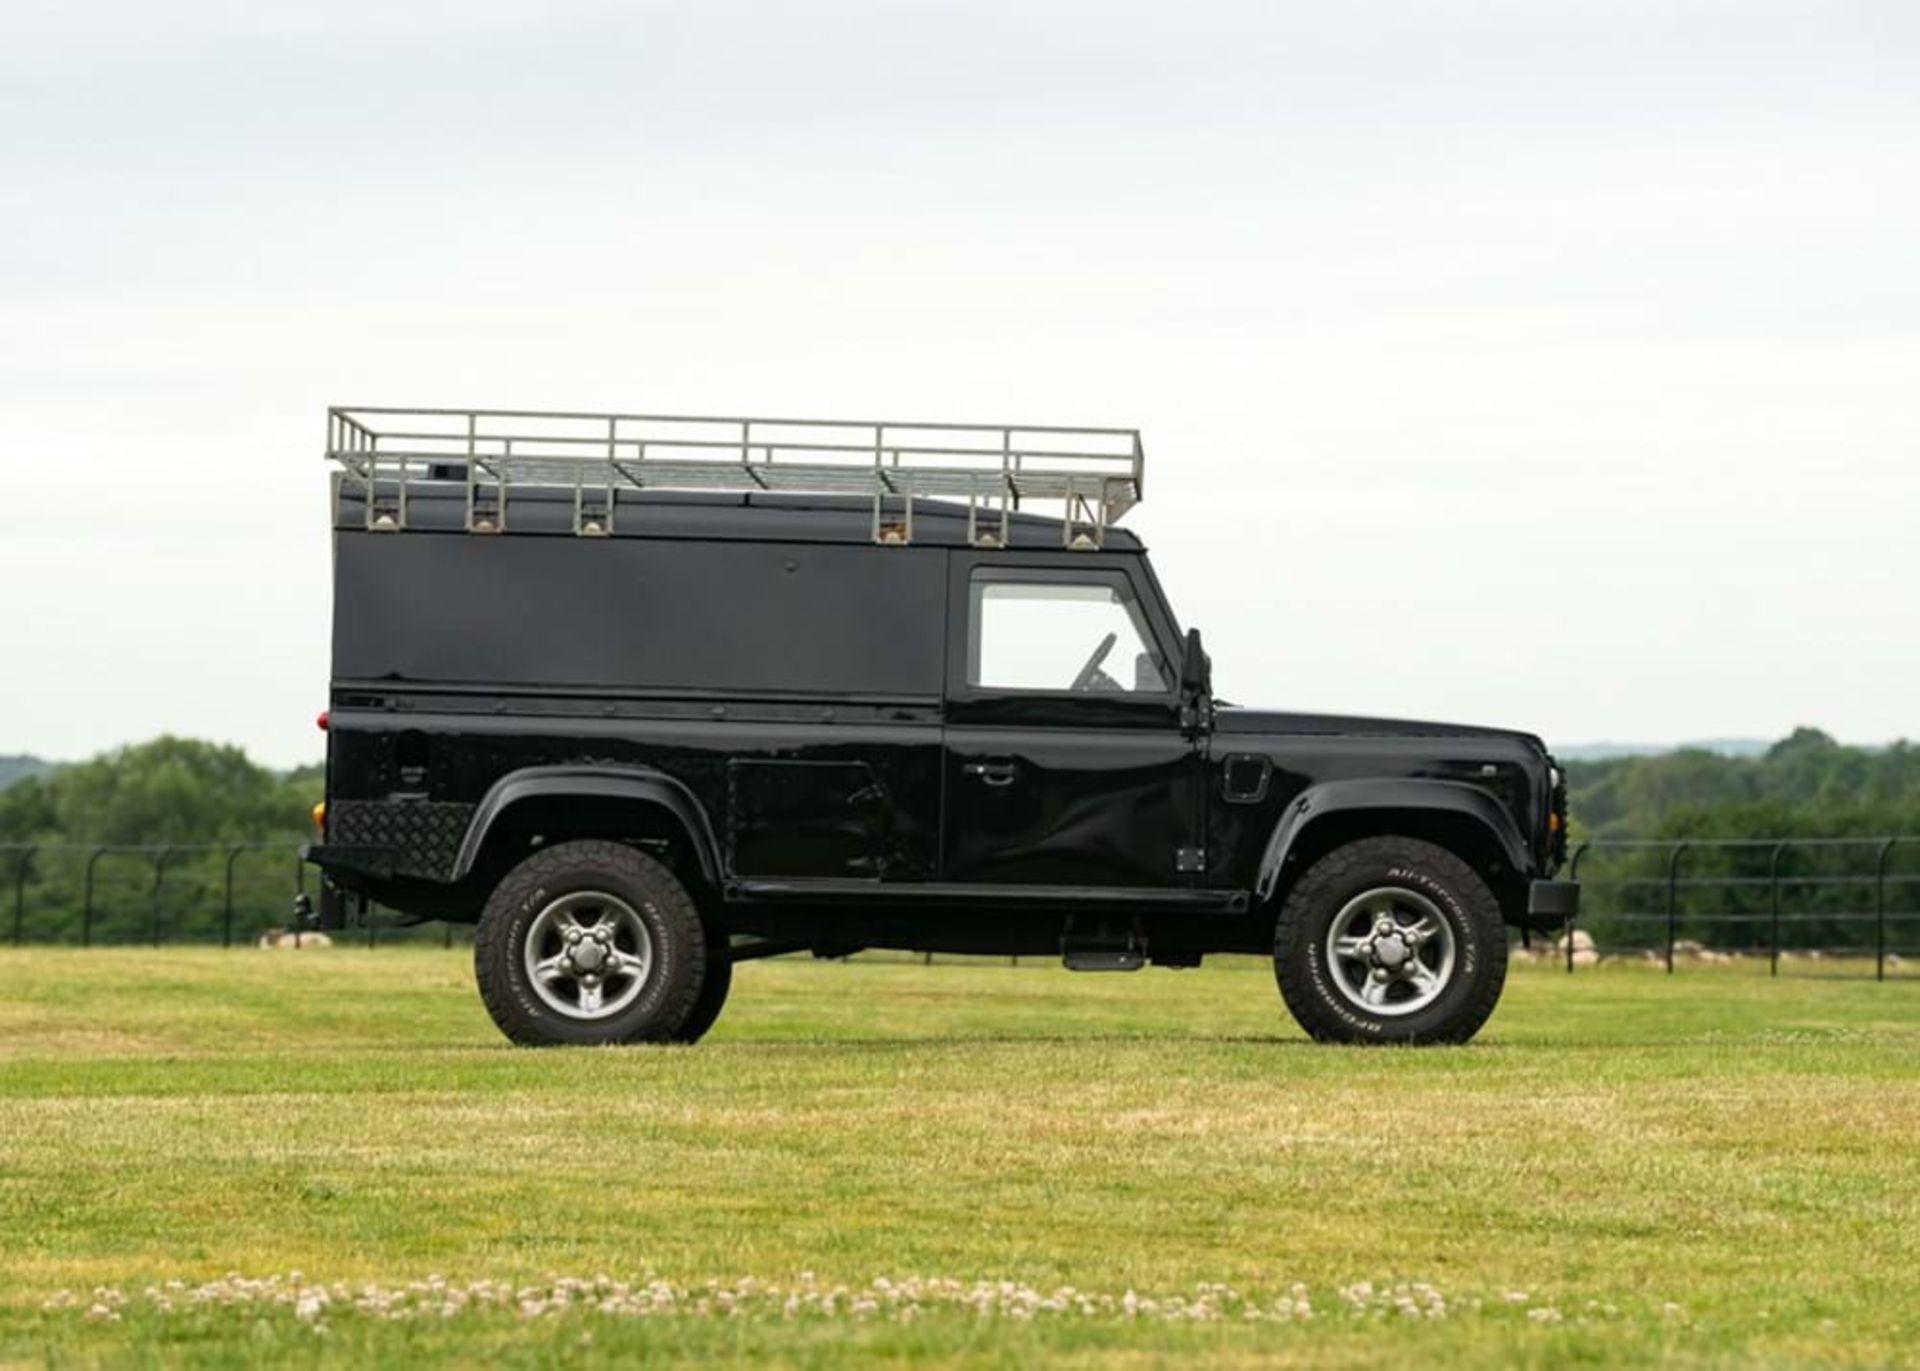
[336,534,947,697]
[943,709,1198,887]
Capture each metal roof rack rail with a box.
[326,406,1145,547]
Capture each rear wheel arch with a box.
[454,768,723,901]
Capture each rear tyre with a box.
[670,929,733,1044]
[474,840,708,1047]
[1274,835,1507,1045]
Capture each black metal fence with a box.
[1557,837,1919,979]
[3,837,1917,976]
[0,842,460,949]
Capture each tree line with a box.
[1566,727,1920,843]
[0,737,319,847]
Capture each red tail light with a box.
[316,710,330,732]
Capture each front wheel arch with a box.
[1263,805,1527,922]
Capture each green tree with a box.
[0,738,321,943]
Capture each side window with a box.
[969,573,1171,695]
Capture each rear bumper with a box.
[300,843,391,929]
[301,842,480,926]
[1524,878,1580,929]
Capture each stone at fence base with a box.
[257,929,333,950]
[1549,928,1597,967]
[1658,939,1738,964]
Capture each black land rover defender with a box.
[305,406,1576,1047]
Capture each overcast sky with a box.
[2,0,1915,766]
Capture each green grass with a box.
[0,950,1916,1368]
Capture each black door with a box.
[941,556,1200,888]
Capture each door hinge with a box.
[1175,847,1206,874]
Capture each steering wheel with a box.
[1069,632,1119,692]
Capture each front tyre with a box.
[474,840,708,1047]
[1274,836,1507,1045]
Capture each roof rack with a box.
[326,405,1145,548]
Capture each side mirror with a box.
[1178,627,1211,699]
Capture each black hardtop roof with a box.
[332,479,1146,551]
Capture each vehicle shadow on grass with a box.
[698,1033,1314,1050]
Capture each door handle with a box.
[964,760,1018,787]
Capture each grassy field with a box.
[0,950,1916,1368]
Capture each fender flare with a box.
[450,764,723,885]
[1254,777,1532,902]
